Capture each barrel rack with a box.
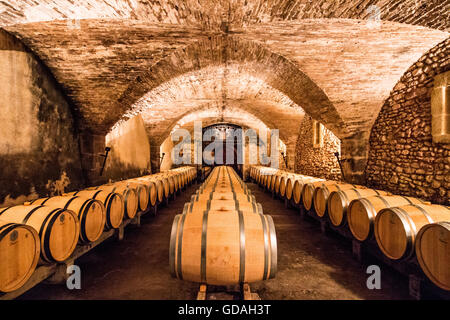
[256,177,450,300]
[197,283,261,300]
[0,180,190,300]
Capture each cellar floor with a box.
[19,180,410,300]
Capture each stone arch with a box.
[365,37,449,204]
[113,35,348,138]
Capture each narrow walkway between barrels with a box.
[19,181,410,300]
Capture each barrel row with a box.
[250,165,450,292]
[170,166,277,285]
[0,166,196,293]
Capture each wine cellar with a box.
[0,0,448,302]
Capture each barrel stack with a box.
[0,166,195,295]
[170,166,277,285]
[249,165,450,293]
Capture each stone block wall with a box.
[294,116,342,181]
[366,38,449,205]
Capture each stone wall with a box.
[366,38,449,205]
[294,116,342,181]
[0,30,83,207]
[103,115,152,181]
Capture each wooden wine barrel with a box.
[28,196,105,243]
[254,168,261,184]
[129,178,158,207]
[70,190,124,229]
[116,181,149,212]
[172,173,181,192]
[166,175,176,194]
[273,173,286,195]
[347,195,427,241]
[94,185,138,219]
[256,167,276,188]
[374,204,450,260]
[183,199,263,215]
[199,181,248,194]
[278,175,289,198]
[0,205,79,263]
[262,173,271,189]
[180,171,187,186]
[268,173,278,192]
[416,222,450,291]
[327,188,391,227]
[192,191,255,203]
[0,220,40,293]
[301,180,335,210]
[173,172,182,190]
[169,210,277,285]
[288,176,302,202]
[253,166,261,180]
[145,177,164,203]
[292,177,323,205]
[312,183,360,216]
[159,176,171,198]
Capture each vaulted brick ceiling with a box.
[120,64,305,145]
[1,0,449,30]
[1,1,448,145]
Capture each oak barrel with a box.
[374,204,450,260]
[139,176,164,203]
[312,182,359,216]
[70,190,124,229]
[415,222,450,291]
[94,185,138,219]
[0,205,79,262]
[278,175,290,198]
[347,195,427,241]
[183,199,263,215]
[327,188,390,227]
[294,178,325,206]
[192,191,255,203]
[169,210,277,285]
[0,220,40,292]
[29,196,105,243]
[116,181,149,212]
[128,178,158,207]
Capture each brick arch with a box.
[160,103,276,143]
[114,35,348,138]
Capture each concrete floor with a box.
[19,181,410,300]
